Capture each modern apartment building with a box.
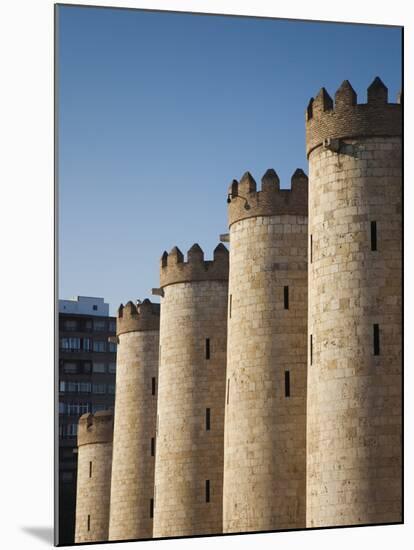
[58,296,117,545]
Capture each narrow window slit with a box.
[205,480,210,502]
[151,377,156,396]
[310,234,313,263]
[151,437,155,456]
[205,338,210,360]
[89,461,92,478]
[285,371,290,397]
[206,408,210,431]
[150,498,154,518]
[371,221,377,251]
[284,286,289,309]
[87,515,90,531]
[310,334,313,365]
[373,324,380,355]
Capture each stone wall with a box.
[108,300,159,541]
[307,136,402,527]
[223,207,308,532]
[75,412,113,543]
[153,276,228,537]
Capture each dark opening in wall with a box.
[371,221,377,251]
[310,334,313,365]
[373,324,380,355]
[150,498,154,518]
[310,234,313,263]
[205,480,210,502]
[285,371,290,397]
[89,461,92,478]
[284,286,289,309]
[87,515,90,531]
[206,408,210,431]
[151,437,155,456]
[152,377,156,396]
[205,338,210,360]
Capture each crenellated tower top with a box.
[159,243,229,288]
[227,168,308,227]
[306,77,402,156]
[116,299,160,336]
[77,411,114,447]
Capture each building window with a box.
[82,338,91,352]
[284,286,289,309]
[93,340,106,352]
[108,320,116,332]
[151,437,155,457]
[285,371,290,397]
[80,382,91,393]
[373,324,380,355]
[87,515,91,531]
[89,461,92,478]
[229,294,232,318]
[67,402,90,415]
[227,379,230,405]
[205,480,210,503]
[152,377,156,396]
[92,362,106,374]
[83,362,92,374]
[310,334,313,365]
[93,319,106,332]
[93,305,98,311]
[59,423,78,438]
[108,362,116,374]
[371,221,377,251]
[150,499,154,519]
[60,337,80,352]
[92,383,106,394]
[107,384,115,394]
[92,404,107,414]
[60,381,91,394]
[206,408,210,431]
[108,342,117,353]
[63,362,78,374]
[84,319,93,331]
[59,402,66,414]
[64,320,78,331]
[205,338,210,360]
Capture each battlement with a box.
[227,168,308,227]
[306,77,402,156]
[160,243,229,288]
[77,411,114,447]
[117,299,160,336]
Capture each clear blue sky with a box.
[58,5,402,315]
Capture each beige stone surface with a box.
[223,211,308,533]
[153,278,228,537]
[307,136,402,527]
[75,413,113,543]
[108,329,159,540]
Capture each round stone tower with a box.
[153,243,229,537]
[75,411,113,543]
[223,169,308,533]
[306,77,402,527]
[108,299,160,541]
